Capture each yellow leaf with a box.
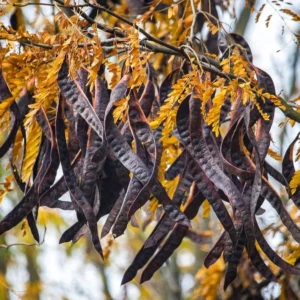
[202,199,210,219]
[280,9,300,22]
[255,4,266,23]
[0,97,14,118]
[267,148,283,162]
[285,246,300,265]
[290,170,300,195]
[168,7,173,19]
[183,14,194,26]
[113,97,128,123]
[21,119,42,182]
[0,173,14,203]
[206,89,228,136]
[173,4,178,16]
[193,258,225,300]
[206,20,219,35]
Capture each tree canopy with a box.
[0,0,300,299]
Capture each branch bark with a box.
[2,1,300,124]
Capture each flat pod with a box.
[244,106,262,220]
[261,179,300,244]
[220,115,253,179]
[40,151,81,211]
[58,63,104,141]
[143,174,197,250]
[283,133,300,184]
[55,96,103,258]
[177,95,241,246]
[254,218,300,276]
[140,191,205,283]
[0,69,13,100]
[185,229,212,244]
[69,77,109,242]
[122,188,204,285]
[0,126,58,240]
[102,191,126,238]
[230,33,253,63]
[187,156,237,245]
[224,231,246,290]
[0,115,19,158]
[264,162,289,188]
[139,64,157,117]
[104,76,190,227]
[121,215,171,285]
[126,92,158,220]
[110,93,152,237]
[165,150,187,181]
[0,166,44,238]
[204,231,228,268]
[159,69,180,106]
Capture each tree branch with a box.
[189,0,197,42]
[12,1,88,8]
[2,1,300,123]
[0,227,47,249]
[278,97,300,123]
[54,0,127,37]
[15,37,127,49]
[82,0,189,59]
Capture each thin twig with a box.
[0,280,23,300]
[81,0,223,69]
[82,0,189,59]
[189,0,197,42]
[7,1,221,68]
[2,2,300,122]
[278,97,300,123]
[12,1,88,8]
[0,227,47,249]
[6,37,127,50]
[53,0,127,37]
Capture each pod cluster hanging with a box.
[0,33,299,289]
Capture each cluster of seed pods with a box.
[0,33,299,288]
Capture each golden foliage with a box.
[285,245,300,265]
[12,128,24,170]
[0,111,10,137]
[220,51,254,79]
[0,173,14,203]
[147,198,160,221]
[290,170,300,195]
[151,72,194,195]
[107,61,121,89]
[103,234,114,260]
[113,96,129,123]
[0,97,14,119]
[202,199,211,219]
[151,71,195,134]
[280,9,300,22]
[265,15,272,28]
[206,89,228,136]
[263,93,286,111]
[86,27,104,91]
[267,148,283,162]
[255,4,266,23]
[21,119,42,183]
[127,30,147,88]
[206,19,220,35]
[193,258,225,300]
